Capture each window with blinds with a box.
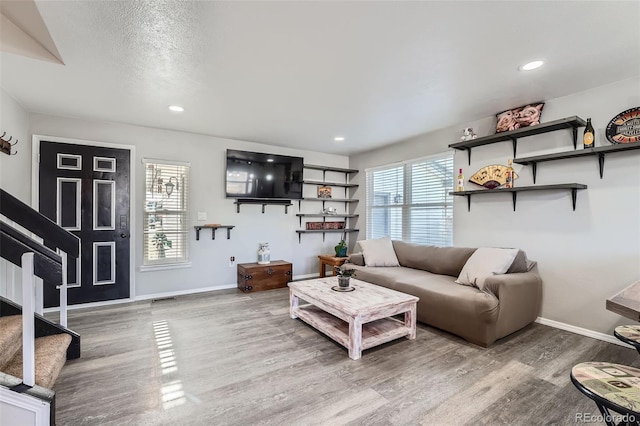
[143,159,190,265]
[365,152,453,246]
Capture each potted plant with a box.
[337,268,356,288]
[334,239,348,257]
[152,232,172,258]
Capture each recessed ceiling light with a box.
[334,136,345,142]
[267,158,274,162]
[168,105,184,112]
[520,60,544,71]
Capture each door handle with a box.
[120,233,128,238]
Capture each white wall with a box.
[0,89,30,202]
[0,89,31,300]
[28,113,350,298]
[350,76,640,336]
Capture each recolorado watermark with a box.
[575,412,636,423]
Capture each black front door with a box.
[39,140,131,307]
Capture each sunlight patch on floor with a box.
[153,320,186,409]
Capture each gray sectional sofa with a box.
[344,240,542,347]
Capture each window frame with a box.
[365,151,454,246]
[142,158,191,269]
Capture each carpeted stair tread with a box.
[4,333,72,389]
[0,315,22,370]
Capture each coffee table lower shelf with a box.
[294,304,412,352]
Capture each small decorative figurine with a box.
[461,127,478,141]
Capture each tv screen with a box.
[225,149,304,200]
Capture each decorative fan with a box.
[469,164,518,189]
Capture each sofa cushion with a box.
[392,240,476,277]
[346,265,425,291]
[393,271,499,318]
[455,247,519,290]
[358,237,400,267]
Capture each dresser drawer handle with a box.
[244,274,253,280]
[267,268,274,275]
[285,270,292,276]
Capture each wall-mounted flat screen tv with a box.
[225,149,304,200]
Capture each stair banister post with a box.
[21,252,36,387]
[5,220,16,300]
[60,251,68,328]
[34,277,44,315]
[5,262,16,300]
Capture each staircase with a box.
[0,188,80,425]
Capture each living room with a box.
[1,1,639,424]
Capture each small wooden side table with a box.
[318,254,348,278]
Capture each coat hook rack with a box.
[0,132,18,156]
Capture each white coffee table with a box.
[288,277,418,360]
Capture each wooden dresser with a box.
[237,260,292,292]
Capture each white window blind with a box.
[366,152,453,246]
[143,160,190,265]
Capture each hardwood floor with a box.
[47,288,638,425]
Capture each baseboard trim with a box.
[294,273,320,280]
[43,297,134,313]
[42,275,323,312]
[42,284,238,312]
[135,284,237,301]
[535,317,633,349]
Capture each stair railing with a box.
[21,253,36,386]
[0,189,79,388]
[2,220,18,301]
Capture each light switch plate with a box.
[197,212,207,221]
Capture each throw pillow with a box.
[346,253,365,266]
[506,249,537,273]
[357,237,400,267]
[455,247,519,290]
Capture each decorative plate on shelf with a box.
[606,107,640,144]
[469,165,518,189]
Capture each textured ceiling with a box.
[1,1,639,154]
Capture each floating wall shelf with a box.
[194,225,235,240]
[302,180,359,188]
[298,164,359,243]
[515,143,640,182]
[295,213,359,227]
[304,164,359,173]
[298,198,358,211]
[233,199,293,214]
[450,183,588,211]
[449,116,586,165]
[295,228,360,243]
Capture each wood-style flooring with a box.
[47,288,639,425]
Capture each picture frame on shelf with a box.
[317,185,332,198]
[496,102,544,133]
[324,221,345,230]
